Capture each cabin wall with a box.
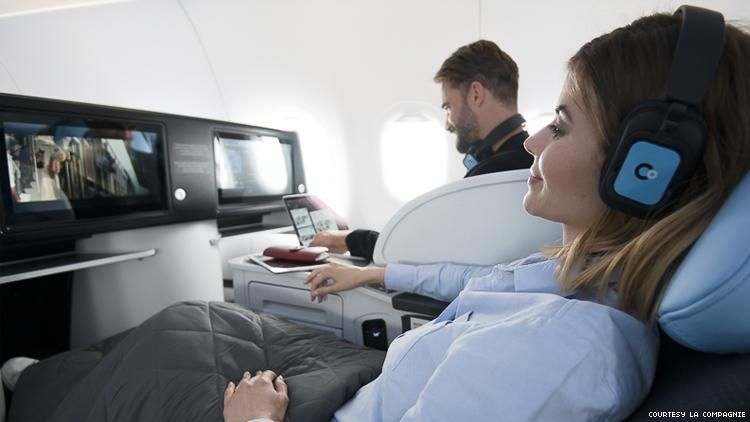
[0,0,746,345]
[2,0,745,230]
[71,221,224,347]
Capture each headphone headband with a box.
[667,6,726,105]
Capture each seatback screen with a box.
[214,133,294,204]
[1,113,168,228]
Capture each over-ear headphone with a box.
[599,5,725,219]
[463,113,525,171]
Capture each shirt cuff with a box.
[384,263,418,292]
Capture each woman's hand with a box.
[305,263,385,302]
[223,370,289,422]
[309,230,351,254]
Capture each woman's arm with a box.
[306,262,494,302]
[384,263,494,301]
[306,264,384,302]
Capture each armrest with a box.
[372,169,561,266]
[392,292,450,317]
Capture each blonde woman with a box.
[224,7,750,422]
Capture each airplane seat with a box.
[627,170,750,418]
[375,167,750,416]
[657,169,750,353]
[372,168,562,267]
[373,168,561,319]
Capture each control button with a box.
[174,188,186,201]
[297,183,307,193]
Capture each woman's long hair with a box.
[548,13,750,323]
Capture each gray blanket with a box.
[9,301,385,422]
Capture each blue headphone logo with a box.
[613,141,680,206]
[635,163,658,180]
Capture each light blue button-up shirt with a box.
[332,254,659,421]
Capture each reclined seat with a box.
[373,168,750,417]
[6,168,748,421]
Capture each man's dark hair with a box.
[434,40,519,106]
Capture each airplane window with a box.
[380,114,447,200]
[268,109,350,217]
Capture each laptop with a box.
[282,194,368,264]
[282,194,350,247]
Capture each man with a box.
[312,40,532,260]
[6,142,22,202]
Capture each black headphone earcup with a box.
[597,5,723,219]
[600,101,708,218]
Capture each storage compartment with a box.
[247,281,343,328]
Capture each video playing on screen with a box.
[214,134,293,204]
[1,115,168,228]
[4,121,162,205]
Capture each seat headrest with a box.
[658,171,750,353]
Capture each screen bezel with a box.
[282,193,348,246]
[0,110,170,235]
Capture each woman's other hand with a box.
[305,263,385,302]
[223,370,289,422]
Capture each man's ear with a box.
[467,81,486,108]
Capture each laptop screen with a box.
[283,194,348,246]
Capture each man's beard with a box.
[453,109,480,154]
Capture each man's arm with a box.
[309,230,351,254]
[345,229,380,261]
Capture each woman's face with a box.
[523,79,607,238]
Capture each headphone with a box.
[463,113,525,171]
[599,5,725,219]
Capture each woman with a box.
[224,9,750,422]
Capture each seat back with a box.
[658,171,750,353]
[372,169,561,266]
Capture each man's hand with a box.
[309,230,351,254]
[223,370,289,422]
